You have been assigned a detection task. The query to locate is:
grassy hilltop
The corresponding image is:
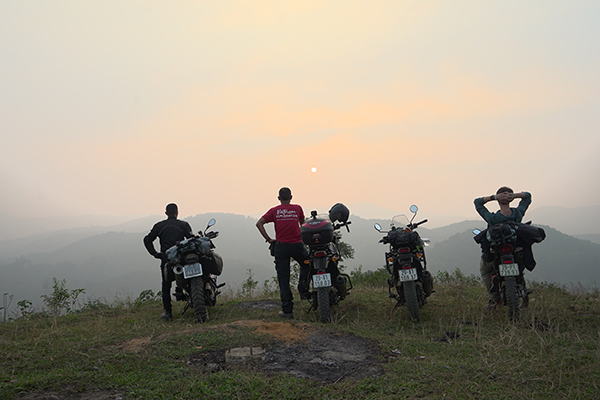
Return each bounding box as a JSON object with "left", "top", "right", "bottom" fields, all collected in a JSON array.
[{"left": 1, "top": 270, "right": 599, "bottom": 400}]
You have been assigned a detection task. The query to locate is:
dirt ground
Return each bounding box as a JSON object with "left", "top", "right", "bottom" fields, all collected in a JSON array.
[
  {"left": 16, "top": 391, "right": 125, "bottom": 400},
  {"left": 16, "top": 301, "right": 384, "bottom": 399},
  {"left": 188, "top": 300, "right": 384, "bottom": 384}
]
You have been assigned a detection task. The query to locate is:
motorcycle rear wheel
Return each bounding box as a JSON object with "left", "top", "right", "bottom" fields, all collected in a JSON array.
[
  {"left": 402, "top": 281, "right": 421, "bottom": 322},
  {"left": 505, "top": 276, "right": 520, "bottom": 322},
  {"left": 190, "top": 277, "right": 208, "bottom": 323},
  {"left": 317, "top": 287, "right": 332, "bottom": 323}
]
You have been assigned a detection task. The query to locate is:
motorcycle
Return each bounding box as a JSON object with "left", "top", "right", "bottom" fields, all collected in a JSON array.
[
  {"left": 301, "top": 204, "right": 353, "bottom": 323},
  {"left": 473, "top": 221, "right": 545, "bottom": 322},
  {"left": 374, "top": 205, "right": 433, "bottom": 322},
  {"left": 165, "top": 218, "right": 225, "bottom": 322}
]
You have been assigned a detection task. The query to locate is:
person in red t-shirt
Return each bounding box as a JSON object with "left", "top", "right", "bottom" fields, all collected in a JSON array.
[{"left": 256, "top": 187, "right": 309, "bottom": 319}]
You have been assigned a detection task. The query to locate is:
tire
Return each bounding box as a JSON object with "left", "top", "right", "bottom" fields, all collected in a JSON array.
[
  {"left": 402, "top": 281, "right": 421, "bottom": 322},
  {"left": 505, "top": 276, "right": 520, "bottom": 322},
  {"left": 317, "top": 287, "right": 332, "bottom": 323},
  {"left": 190, "top": 277, "right": 208, "bottom": 323}
]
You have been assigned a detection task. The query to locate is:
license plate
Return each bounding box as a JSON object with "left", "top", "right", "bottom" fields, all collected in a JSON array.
[
  {"left": 398, "top": 268, "right": 418, "bottom": 282},
  {"left": 313, "top": 273, "right": 332, "bottom": 288},
  {"left": 183, "top": 262, "right": 203, "bottom": 279},
  {"left": 499, "top": 263, "right": 519, "bottom": 277}
]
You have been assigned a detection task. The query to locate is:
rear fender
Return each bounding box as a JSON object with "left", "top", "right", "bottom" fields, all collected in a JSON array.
[{"left": 312, "top": 257, "right": 328, "bottom": 272}]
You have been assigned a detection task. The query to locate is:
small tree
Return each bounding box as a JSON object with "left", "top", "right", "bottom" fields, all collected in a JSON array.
[
  {"left": 241, "top": 268, "right": 259, "bottom": 297},
  {"left": 41, "top": 278, "right": 85, "bottom": 318},
  {"left": 17, "top": 299, "right": 34, "bottom": 320}
]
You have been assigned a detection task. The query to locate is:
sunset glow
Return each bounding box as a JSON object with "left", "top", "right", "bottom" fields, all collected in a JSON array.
[{"left": 1, "top": 1, "right": 599, "bottom": 237}]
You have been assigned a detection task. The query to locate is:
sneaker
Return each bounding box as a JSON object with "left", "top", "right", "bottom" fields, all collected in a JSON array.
[
  {"left": 278, "top": 311, "right": 294, "bottom": 319},
  {"left": 161, "top": 311, "right": 173, "bottom": 321},
  {"left": 490, "top": 274, "right": 501, "bottom": 292}
]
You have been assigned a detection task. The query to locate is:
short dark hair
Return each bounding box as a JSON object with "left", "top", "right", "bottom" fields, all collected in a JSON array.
[
  {"left": 278, "top": 187, "right": 292, "bottom": 201},
  {"left": 165, "top": 203, "right": 178, "bottom": 216},
  {"left": 496, "top": 186, "right": 514, "bottom": 195}
]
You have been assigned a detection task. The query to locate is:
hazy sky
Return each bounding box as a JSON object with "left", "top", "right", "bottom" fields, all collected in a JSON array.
[{"left": 2, "top": 1, "right": 599, "bottom": 225}]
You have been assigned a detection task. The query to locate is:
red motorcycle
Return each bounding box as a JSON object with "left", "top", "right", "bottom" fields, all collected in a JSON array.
[{"left": 301, "top": 204, "right": 353, "bottom": 323}]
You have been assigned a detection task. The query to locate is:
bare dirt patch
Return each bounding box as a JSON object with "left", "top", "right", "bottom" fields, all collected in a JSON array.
[
  {"left": 16, "top": 390, "right": 124, "bottom": 400},
  {"left": 188, "top": 319, "right": 384, "bottom": 384},
  {"left": 230, "top": 319, "right": 312, "bottom": 342},
  {"left": 121, "top": 336, "right": 152, "bottom": 353}
]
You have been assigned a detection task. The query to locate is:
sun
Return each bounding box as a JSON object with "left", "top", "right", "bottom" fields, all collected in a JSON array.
[{"left": 311, "top": 167, "right": 317, "bottom": 173}]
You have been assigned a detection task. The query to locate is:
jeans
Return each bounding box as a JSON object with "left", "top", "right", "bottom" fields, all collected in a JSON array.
[
  {"left": 160, "top": 257, "right": 173, "bottom": 313},
  {"left": 274, "top": 242, "right": 309, "bottom": 313}
]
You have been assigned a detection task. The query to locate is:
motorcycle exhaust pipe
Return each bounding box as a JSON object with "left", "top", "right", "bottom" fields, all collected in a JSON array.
[
  {"left": 173, "top": 264, "right": 184, "bottom": 275},
  {"left": 422, "top": 270, "right": 434, "bottom": 296},
  {"left": 335, "top": 275, "right": 347, "bottom": 300}
]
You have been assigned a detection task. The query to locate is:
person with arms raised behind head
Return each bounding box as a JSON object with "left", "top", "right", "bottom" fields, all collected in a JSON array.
[
  {"left": 474, "top": 187, "right": 532, "bottom": 307},
  {"left": 143, "top": 203, "right": 194, "bottom": 320},
  {"left": 256, "top": 187, "right": 309, "bottom": 319}
]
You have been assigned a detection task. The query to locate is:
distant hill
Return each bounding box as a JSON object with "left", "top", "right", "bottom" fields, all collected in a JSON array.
[
  {"left": 1, "top": 213, "right": 599, "bottom": 309},
  {"left": 527, "top": 205, "right": 600, "bottom": 236}
]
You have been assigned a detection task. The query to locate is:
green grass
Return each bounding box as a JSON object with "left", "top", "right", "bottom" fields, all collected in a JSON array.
[{"left": 1, "top": 271, "right": 599, "bottom": 399}]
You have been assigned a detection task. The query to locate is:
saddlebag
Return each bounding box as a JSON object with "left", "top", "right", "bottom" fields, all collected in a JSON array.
[
  {"left": 387, "top": 230, "right": 422, "bottom": 248},
  {"left": 202, "top": 252, "right": 223, "bottom": 276}
]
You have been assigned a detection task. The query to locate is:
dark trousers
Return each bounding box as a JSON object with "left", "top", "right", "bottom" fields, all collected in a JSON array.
[
  {"left": 274, "top": 242, "right": 309, "bottom": 313},
  {"left": 160, "top": 258, "right": 173, "bottom": 313}
]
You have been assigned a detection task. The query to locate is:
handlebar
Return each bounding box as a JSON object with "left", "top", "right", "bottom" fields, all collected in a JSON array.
[
  {"left": 334, "top": 221, "right": 351, "bottom": 232},
  {"left": 410, "top": 219, "right": 428, "bottom": 229}
]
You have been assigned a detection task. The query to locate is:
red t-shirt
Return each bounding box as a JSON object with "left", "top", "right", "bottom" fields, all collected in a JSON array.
[{"left": 261, "top": 204, "right": 305, "bottom": 244}]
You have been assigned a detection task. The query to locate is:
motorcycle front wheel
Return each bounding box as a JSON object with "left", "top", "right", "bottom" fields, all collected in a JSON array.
[
  {"left": 402, "top": 281, "right": 421, "bottom": 322},
  {"left": 190, "top": 277, "right": 208, "bottom": 323}
]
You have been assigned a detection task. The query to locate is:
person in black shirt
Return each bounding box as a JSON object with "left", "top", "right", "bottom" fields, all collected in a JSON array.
[{"left": 143, "top": 203, "right": 194, "bottom": 320}]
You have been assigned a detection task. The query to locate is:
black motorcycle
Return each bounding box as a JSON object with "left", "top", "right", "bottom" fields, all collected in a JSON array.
[
  {"left": 301, "top": 204, "right": 353, "bottom": 323},
  {"left": 473, "top": 221, "right": 545, "bottom": 321},
  {"left": 375, "top": 205, "right": 433, "bottom": 322},
  {"left": 165, "top": 218, "right": 224, "bottom": 322}
]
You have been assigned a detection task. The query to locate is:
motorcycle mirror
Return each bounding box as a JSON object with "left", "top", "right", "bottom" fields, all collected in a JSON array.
[
  {"left": 472, "top": 228, "right": 481, "bottom": 235},
  {"left": 409, "top": 204, "right": 418, "bottom": 224},
  {"left": 207, "top": 218, "right": 216, "bottom": 227},
  {"left": 374, "top": 223, "right": 382, "bottom": 232}
]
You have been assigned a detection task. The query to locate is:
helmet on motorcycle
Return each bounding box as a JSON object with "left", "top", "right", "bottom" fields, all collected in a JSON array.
[{"left": 328, "top": 203, "right": 349, "bottom": 223}]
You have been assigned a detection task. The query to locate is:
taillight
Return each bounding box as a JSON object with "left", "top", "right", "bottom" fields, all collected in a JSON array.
[
  {"left": 314, "top": 251, "right": 326, "bottom": 257},
  {"left": 499, "top": 244, "right": 513, "bottom": 254},
  {"left": 399, "top": 247, "right": 411, "bottom": 254}
]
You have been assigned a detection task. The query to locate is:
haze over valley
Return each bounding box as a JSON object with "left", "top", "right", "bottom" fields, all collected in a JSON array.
[{"left": 2, "top": 205, "right": 599, "bottom": 313}]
